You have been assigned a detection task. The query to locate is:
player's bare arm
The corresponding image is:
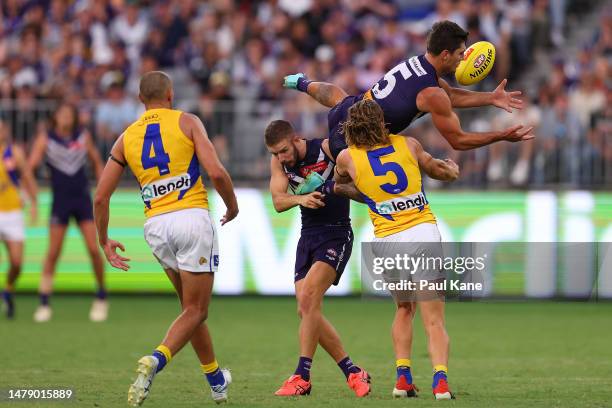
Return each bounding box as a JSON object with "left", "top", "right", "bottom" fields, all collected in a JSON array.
[
  {"left": 418, "top": 87, "right": 534, "bottom": 151},
  {"left": 333, "top": 150, "right": 357, "bottom": 186},
  {"left": 269, "top": 155, "right": 325, "bottom": 211},
  {"left": 84, "top": 130, "right": 104, "bottom": 181},
  {"left": 94, "top": 135, "right": 131, "bottom": 271},
  {"left": 405, "top": 137, "right": 459, "bottom": 182},
  {"left": 438, "top": 78, "right": 523, "bottom": 112},
  {"left": 283, "top": 74, "right": 348, "bottom": 108},
  {"left": 12, "top": 144, "right": 38, "bottom": 223},
  {"left": 27, "top": 131, "right": 48, "bottom": 169},
  {"left": 179, "top": 112, "right": 238, "bottom": 225},
  {"left": 321, "top": 139, "right": 364, "bottom": 203}
]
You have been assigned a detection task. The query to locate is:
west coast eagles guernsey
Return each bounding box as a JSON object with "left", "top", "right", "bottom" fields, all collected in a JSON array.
[
  {"left": 123, "top": 108, "right": 208, "bottom": 217},
  {"left": 348, "top": 134, "right": 436, "bottom": 238}
]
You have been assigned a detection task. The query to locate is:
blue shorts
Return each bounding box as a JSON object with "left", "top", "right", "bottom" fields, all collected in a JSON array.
[
  {"left": 294, "top": 226, "right": 354, "bottom": 285},
  {"left": 328, "top": 94, "right": 362, "bottom": 159},
  {"left": 50, "top": 193, "right": 94, "bottom": 225}
]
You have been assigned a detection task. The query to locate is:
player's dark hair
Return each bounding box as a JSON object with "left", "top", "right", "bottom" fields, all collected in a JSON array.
[
  {"left": 426, "top": 20, "right": 469, "bottom": 56},
  {"left": 51, "top": 102, "right": 79, "bottom": 132},
  {"left": 264, "top": 120, "right": 295, "bottom": 146},
  {"left": 342, "top": 100, "right": 389, "bottom": 148},
  {"left": 139, "top": 71, "right": 172, "bottom": 103}
]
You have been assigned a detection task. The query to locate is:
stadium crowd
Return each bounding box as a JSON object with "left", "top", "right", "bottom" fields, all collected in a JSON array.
[{"left": 0, "top": 0, "right": 609, "bottom": 187}]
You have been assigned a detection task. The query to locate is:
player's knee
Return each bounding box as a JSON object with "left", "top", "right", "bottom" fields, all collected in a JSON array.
[
  {"left": 9, "top": 262, "right": 22, "bottom": 274},
  {"left": 298, "top": 288, "right": 321, "bottom": 315},
  {"left": 396, "top": 302, "right": 415, "bottom": 319},
  {"left": 183, "top": 304, "right": 208, "bottom": 323},
  {"left": 88, "top": 246, "right": 102, "bottom": 260}
]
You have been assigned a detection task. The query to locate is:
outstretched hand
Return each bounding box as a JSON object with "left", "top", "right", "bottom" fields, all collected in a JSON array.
[
  {"left": 501, "top": 125, "right": 535, "bottom": 142},
  {"left": 492, "top": 79, "right": 524, "bottom": 113},
  {"left": 102, "top": 239, "right": 130, "bottom": 271}
]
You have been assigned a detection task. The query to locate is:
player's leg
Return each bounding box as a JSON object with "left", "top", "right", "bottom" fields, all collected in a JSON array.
[
  {"left": 77, "top": 220, "right": 108, "bottom": 321},
  {"left": 34, "top": 223, "right": 67, "bottom": 322},
  {"left": 283, "top": 74, "right": 348, "bottom": 108},
  {"left": 391, "top": 300, "right": 418, "bottom": 398},
  {"left": 128, "top": 270, "right": 215, "bottom": 407},
  {"left": 163, "top": 268, "right": 231, "bottom": 403},
  {"left": 276, "top": 261, "right": 334, "bottom": 396},
  {"left": 418, "top": 299, "right": 453, "bottom": 400},
  {"left": 295, "top": 278, "right": 354, "bottom": 365},
  {"left": 2, "top": 239, "right": 23, "bottom": 318}
]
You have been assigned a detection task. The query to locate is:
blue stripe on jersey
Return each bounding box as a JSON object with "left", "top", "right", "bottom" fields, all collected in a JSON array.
[
  {"left": 178, "top": 153, "right": 201, "bottom": 200},
  {"left": 3, "top": 145, "right": 20, "bottom": 186},
  {"left": 360, "top": 191, "right": 394, "bottom": 221}
]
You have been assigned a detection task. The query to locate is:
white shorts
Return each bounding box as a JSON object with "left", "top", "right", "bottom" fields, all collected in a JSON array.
[
  {"left": 374, "top": 222, "right": 442, "bottom": 244},
  {"left": 144, "top": 208, "right": 218, "bottom": 273},
  {"left": 0, "top": 210, "right": 25, "bottom": 242},
  {"left": 373, "top": 222, "right": 444, "bottom": 285}
]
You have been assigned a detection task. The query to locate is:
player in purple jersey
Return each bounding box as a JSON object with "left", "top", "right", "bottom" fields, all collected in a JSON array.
[
  {"left": 265, "top": 120, "right": 371, "bottom": 398},
  {"left": 284, "top": 20, "right": 533, "bottom": 159},
  {"left": 27, "top": 102, "right": 107, "bottom": 322}
]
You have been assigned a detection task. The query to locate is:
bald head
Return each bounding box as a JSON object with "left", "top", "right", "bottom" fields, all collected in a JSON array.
[{"left": 139, "top": 71, "right": 173, "bottom": 105}]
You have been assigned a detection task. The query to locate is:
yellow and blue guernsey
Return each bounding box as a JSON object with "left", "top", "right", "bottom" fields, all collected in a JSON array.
[
  {"left": 0, "top": 145, "right": 22, "bottom": 212},
  {"left": 348, "top": 134, "right": 436, "bottom": 238},
  {"left": 123, "top": 108, "right": 208, "bottom": 217}
]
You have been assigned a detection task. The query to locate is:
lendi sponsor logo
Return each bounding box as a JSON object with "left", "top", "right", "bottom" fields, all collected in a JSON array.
[
  {"left": 376, "top": 192, "right": 428, "bottom": 214},
  {"left": 469, "top": 49, "right": 493, "bottom": 79},
  {"left": 141, "top": 173, "right": 191, "bottom": 201}
]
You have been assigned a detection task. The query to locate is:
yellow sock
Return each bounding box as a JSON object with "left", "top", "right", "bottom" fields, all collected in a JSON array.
[
  {"left": 155, "top": 345, "right": 173, "bottom": 363},
  {"left": 396, "top": 358, "right": 412, "bottom": 367},
  {"left": 201, "top": 360, "right": 219, "bottom": 374},
  {"left": 433, "top": 364, "right": 448, "bottom": 373}
]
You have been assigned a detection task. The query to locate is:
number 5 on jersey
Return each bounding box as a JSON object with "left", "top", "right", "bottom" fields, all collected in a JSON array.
[
  {"left": 367, "top": 145, "right": 408, "bottom": 194},
  {"left": 141, "top": 123, "right": 170, "bottom": 175}
]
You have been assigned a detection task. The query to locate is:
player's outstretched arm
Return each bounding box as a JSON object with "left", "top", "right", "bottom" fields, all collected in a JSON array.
[
  {"left": 269, "top": 155, "right": 325, "bottom": 212},
  {"left": 93, "top": 135, "right": 130, "bottom": 271},
  {"left": 284, "top": 73, "right": 348, "bottom": 108},
  {"left": 405, "top": 137, "right": 459, "bottom": 182},
  {"left": 13, "top": 144, "right": 38, "bottom": 224},
  {"left": 181, "top": 113, "right": 238, "bottom": 225},
  {"left": 438, "top": 78, "right": 523, "bottom": 112},
  {"left": 419, "top": 87, "right": 534, "bottom": 151}
]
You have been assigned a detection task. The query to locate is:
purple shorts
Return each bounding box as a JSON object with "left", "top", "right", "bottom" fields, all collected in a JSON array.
[{"left": 294, "top": 226, "right": 354, "bottom": 285}]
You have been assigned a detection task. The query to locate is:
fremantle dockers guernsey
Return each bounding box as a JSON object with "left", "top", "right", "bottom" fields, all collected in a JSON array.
[{"left": 283, "top": 138, "right": 350, "bottom": 231}]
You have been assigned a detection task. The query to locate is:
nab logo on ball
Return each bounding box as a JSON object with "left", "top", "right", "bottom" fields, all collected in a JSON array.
[{"left": 455, "top": 41, "right": 496, "bottom": 86}]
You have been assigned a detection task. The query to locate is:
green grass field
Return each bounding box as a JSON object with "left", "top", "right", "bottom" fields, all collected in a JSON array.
[{"left": 2, "top": 296, "right": 611, "bottom": 407}]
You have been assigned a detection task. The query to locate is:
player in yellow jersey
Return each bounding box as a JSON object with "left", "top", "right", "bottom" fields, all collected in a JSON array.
[
  {"left": 93, "top": 71, "right": 238, "bottom": 406},
  {"left": 0, "top": 119, "right": 38, "bottom": 319},
  {"left": 334, "top": 100, "right": 459, "bottom": 400}
]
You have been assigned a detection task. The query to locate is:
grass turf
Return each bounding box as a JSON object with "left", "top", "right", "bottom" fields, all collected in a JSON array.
[{"left": 1, "top": 296, "right": 611, "bottom": 407}]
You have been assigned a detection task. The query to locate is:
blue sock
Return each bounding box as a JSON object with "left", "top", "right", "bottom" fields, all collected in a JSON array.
[
  {"left": 397, "top": 366, "right": 413, "bottom": 383},
  {"left": 152, "top": 350, "right": 167, "bottom": 373},
  {"left": 433, "top": 370, "right": 447, "bottom": 388},
  {"left": 337, "top": 356, "right": 360, "bottom": 379},
  {"left": 296, "top": 76, "right": 312, "bottom": 93},
  {"left": 96, "top": 288, "right": 107, "bottom": 300},
  {"left": 40, "top": 293, "right": 50, "bottom": 306},
  {"left": 205, "top": 368, "right": 226, "bottom": 388},
  {"left": 294, "top": 356, "right": 312, "bottom": 381},
  {"left": 2, "top": 290, "right": 14, "bottom": 317}
]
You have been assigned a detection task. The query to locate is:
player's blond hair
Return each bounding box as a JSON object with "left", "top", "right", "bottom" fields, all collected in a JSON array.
[
  {"left": 342, "top": 100, "right": 390, "bottom": 148},
  {"left": 139, "top": 71, "right": 172, "bottom": 103}
]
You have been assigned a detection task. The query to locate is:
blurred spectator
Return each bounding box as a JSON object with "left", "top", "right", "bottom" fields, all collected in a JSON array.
[
  {"left": 95, "top": 71, "right": 139, "bottom": 158},
  {"left": 0, "top": 0, "right": 607, "bottom": 187}
]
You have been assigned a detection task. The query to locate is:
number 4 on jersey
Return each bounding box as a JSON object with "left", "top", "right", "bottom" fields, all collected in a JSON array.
[{"left": 141, "top": 123, "right": 170, "bottom": 175}]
